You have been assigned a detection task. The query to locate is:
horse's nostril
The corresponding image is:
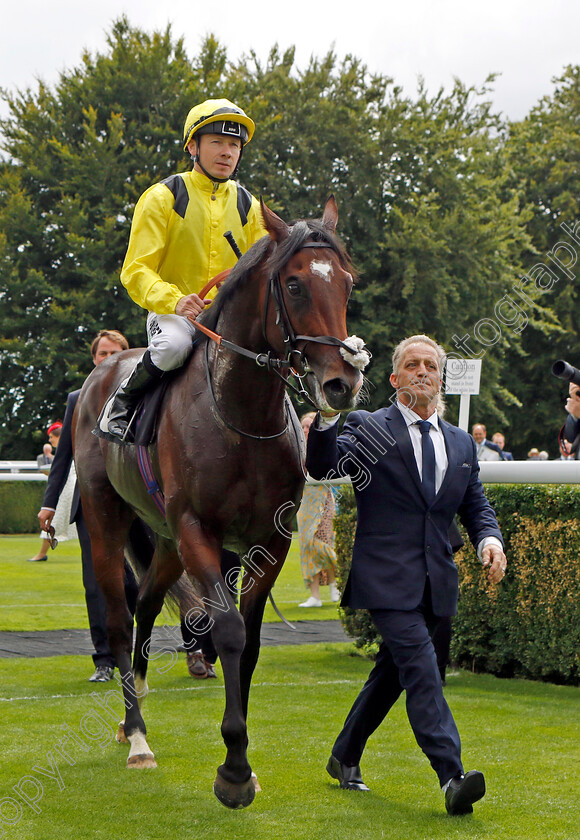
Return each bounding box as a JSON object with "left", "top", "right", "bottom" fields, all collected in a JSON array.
[
  {"left": 321, "top": 376, "right": 362, "bottom": 410},
  {"left": 327, "top": 379, "right": 348, "bottom": 396}
]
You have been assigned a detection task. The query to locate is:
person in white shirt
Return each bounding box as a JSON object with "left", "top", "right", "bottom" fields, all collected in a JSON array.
[
  {"left": 306, "top": 335, "right": 507, "bottom": 816},
  {"left": 472, "top": 423, "right": 503, "bottom": 461}
]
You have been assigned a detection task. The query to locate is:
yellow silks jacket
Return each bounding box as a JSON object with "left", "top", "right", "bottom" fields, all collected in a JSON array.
[{"left": 120, "top": 169, "right": 267, "bottom": 314}]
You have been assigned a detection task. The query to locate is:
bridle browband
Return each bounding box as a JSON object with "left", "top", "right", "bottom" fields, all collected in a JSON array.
[{"left": 194, "top": 239, "right": 359, "bottom": 439}]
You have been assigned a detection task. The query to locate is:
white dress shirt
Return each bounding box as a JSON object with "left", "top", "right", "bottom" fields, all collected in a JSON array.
[{"left": 396, "top": 400, "right": 447, "bottom": 492}]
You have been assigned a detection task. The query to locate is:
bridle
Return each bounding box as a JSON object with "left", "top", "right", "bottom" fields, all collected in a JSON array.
[
  {"left": 265, "top": 243, "right": 357, "bottom": 360},
  {"left": 193, "top": 240, "right": 359, "bottom": 440}
]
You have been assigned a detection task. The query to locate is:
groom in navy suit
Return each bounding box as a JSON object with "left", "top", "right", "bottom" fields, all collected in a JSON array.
[{"left": 306, "top": 334, "right": 507, "bottom": 816}]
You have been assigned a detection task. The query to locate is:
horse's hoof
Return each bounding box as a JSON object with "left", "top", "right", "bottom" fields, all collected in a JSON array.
[
  {"left": 251, "top": 772, "right": 262, "bottom": 792},
  {"left": 116, "top": 722, "right": 129, "bottom": 744},
  {"left": 127, "top": 753, "right": 157, "bottom": 769},
  {"left": 213, "top": 772, "right": 256, "bottom": 809}
]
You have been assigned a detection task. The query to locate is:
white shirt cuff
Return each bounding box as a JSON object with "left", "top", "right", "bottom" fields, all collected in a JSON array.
[
  {"left": 477, "top": 535, "right": 503, "bottom": 562},
  {"left": 316, "top": 412, "right": 341, "bottom": 429}
]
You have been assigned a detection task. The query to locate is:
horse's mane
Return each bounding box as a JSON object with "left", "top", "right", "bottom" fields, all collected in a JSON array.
[{"left": 196, "top": 219, "right": 355, "bottom": 339}]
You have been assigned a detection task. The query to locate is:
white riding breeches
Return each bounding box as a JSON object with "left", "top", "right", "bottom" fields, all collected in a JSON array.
[{"left": 146, "top": 312, "right": 198, "bottom": 372}]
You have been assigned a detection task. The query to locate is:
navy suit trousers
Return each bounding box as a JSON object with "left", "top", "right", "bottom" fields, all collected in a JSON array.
[{"left": 332, "top": 583, "right": 463, "bottom": 786}]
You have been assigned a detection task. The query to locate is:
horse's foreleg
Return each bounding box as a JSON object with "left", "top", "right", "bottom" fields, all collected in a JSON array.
[
  {"left": 212, "top": 602, "right": 256, "bottom": 809},
  {"left": 177, "top": 524, "right": 254, "bottom": 809},
  {"left": 239, "top": 532, "right": 291, "bottom": 719}
]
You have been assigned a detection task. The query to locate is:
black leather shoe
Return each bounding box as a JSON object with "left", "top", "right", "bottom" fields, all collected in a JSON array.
[
  {"left": 326, "top": 755, "right": 370, "bottom": 791},
  {"left": 445, "top": 770, "right": 485, "bottom": 815}
]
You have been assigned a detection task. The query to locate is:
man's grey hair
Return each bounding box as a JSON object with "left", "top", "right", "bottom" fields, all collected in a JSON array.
[{"left": 391, "top": 334, "right": 446, "bottom": 375}]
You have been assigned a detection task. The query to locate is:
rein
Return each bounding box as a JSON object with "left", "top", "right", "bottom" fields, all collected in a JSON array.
[{"left": 193, "top": 268, "right": 297, "bottom": 372}]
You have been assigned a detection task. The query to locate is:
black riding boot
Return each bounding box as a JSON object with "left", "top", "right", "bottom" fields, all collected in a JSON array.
[{"left": 107, "top": 351, "right": 163, "bottom": 441}]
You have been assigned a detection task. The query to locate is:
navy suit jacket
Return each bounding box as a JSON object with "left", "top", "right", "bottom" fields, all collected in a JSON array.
[
  {"left": 306, "top": 404, "right": 503, "bottom": 617},
  {"left": 42, "top": 390, "right": 82, "bottom": 523}
]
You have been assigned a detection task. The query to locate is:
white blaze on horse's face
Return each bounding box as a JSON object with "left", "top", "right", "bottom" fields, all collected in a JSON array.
[{"left": 310, "top": 259, "right": 334, "bottom": 282}]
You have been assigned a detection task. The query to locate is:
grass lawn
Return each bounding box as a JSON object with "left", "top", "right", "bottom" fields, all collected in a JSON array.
[
  {"left": 2, "top": 534, "right": 579, "bottom": 838},
  {"left": 0, "top": 534, "right": 338, "bottom": 632},
  {"left": 0, "top": 645, "right": 578, "bottom": 840}
]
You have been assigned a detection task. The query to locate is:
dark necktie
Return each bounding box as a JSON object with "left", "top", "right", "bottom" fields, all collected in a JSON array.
[{"left": 417, "top": 420, "right": 436, "bottom": 503}]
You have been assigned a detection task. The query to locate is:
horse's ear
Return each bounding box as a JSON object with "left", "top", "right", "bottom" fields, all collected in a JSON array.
[
  {"left": 260, "top": 198, "right": 290, "bottom": 243},
  {"left": 322, "top": 195, "right": 338, "bottom": 233}
]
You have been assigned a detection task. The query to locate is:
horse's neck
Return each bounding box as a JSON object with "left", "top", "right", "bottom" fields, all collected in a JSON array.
[
  {"left": 207, "top": 287, "right": 288, "bottom": 424},
  {"left": 216, "top": 297, "right": 263, "bottom": 353}
]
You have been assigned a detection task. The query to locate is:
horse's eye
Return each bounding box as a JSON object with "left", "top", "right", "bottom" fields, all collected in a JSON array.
[{"left": 286, "top": 279, "right": 301, "bottom": 296}]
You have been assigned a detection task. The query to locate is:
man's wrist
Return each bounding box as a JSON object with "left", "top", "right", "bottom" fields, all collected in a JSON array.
[
  {"left": 477, "top": 535, "right": 503, "bottom": 562},
  {"left": 316, "top": 411, "right": 340, "bottom": 430}
]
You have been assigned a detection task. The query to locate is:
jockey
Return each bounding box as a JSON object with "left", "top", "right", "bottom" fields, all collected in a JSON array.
[{"left": 107, "top": 98, "right": 267, "bottom": 441}]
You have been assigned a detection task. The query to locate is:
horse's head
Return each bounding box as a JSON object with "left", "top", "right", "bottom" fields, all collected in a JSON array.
[{"left": 261, "top": 196, "right": 369, "bottom": 412}]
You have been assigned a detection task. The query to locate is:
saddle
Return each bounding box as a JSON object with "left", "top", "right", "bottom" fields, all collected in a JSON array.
[{"left": 93, "top": 372, "right": 175, "bottom": 446}]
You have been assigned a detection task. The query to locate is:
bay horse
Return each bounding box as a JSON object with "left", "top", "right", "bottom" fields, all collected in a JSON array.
[{"left": 73, "top": 196, "right": 366, "bottom": 809}]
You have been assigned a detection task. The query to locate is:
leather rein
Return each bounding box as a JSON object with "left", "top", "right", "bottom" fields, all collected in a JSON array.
[{"left": 191, "top": 241, "right": 358, "bottom": 440}]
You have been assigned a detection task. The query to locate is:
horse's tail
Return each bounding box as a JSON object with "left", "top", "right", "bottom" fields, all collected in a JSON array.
[{"left": 124, "top": 519, "right": 200, "bottom": 617}]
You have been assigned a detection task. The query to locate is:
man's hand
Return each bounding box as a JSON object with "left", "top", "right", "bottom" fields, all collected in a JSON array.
[
  {"left": 175, "top": 293, "right": 213, "bottom": 321},
  {"left": 38, "top": 508, "right": 55, "bottom": 533},
  {"left": 481, "top": 544, "right": 507, "bottom": 584},
  {"left": 565, "top": 384, "right": 580, "bottom": 419}
]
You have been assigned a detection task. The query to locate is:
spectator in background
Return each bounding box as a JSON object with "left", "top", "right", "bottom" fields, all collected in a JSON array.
[
  {"left": 297, "top": 412, "right": 340, "bottom": 608},
  {"left": 527, "top": 448, "right": 540, "bottom": 460},
  {"left": 491, "top": 432, "right": 513, "bottom": 461},
  {"left": 471, "top": 424, "right": 503, "bottom": 461},
  {"left": 36, "top": 441, "right": 55, "bottom": 472},
  {"left": 36, "top": 329, "right": 139, "bottom": 682}
]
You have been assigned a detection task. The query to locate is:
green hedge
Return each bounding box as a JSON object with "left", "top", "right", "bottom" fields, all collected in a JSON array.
[
  {"left": 0, "top": 481, "right": 46, "bottom": 533},
  {"left": 334, "top": 483, "right": 580, "bottom": 685}
]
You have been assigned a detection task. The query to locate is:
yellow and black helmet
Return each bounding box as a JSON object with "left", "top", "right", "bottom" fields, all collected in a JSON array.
[{"left": 182, "top": 99, "right": 255, "bottom": 151}]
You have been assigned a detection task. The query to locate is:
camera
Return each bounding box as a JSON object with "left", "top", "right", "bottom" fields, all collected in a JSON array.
[{"left": 552, "top": 360, "right": 580, "bottom": 387}]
